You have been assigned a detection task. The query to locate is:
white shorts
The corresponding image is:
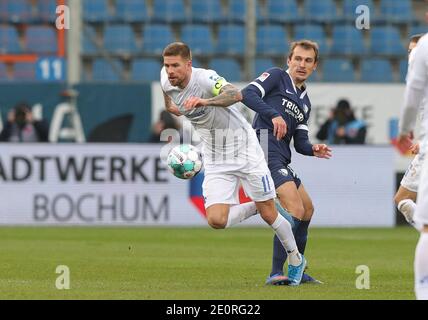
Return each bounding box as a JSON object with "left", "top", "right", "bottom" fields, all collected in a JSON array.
[
  {"left": 202, "top": 160, "right": 276, "bottom": 208},
  {"left": 401, "top": 153, "right": 424, "bottom": 192},
  {"left": 415, "top": 151, "right": 428, "bottom": 225}
]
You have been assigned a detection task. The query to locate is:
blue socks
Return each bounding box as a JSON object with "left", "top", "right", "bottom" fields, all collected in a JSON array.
[{"left": 270, "top": 216, "right": 310, "bottom": 277}]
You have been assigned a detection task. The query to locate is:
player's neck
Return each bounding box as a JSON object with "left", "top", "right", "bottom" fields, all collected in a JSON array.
[{"left": 178, "top": 70, "right": 192, "bottom": 89}]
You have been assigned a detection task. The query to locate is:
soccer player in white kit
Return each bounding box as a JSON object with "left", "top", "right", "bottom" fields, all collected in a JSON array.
[
  {"left": 394, "top": 34, "right": 425, "bottom": 232},
  {"left": 161, "top": 42, "right": 306, "bottom": 285},
  {"left": 398, "top": 30, "right": 428, "bottom": 300}
]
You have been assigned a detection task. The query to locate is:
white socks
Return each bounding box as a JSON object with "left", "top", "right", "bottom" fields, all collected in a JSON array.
[
  {"left": 398, "top": 199, "right": 423, "bottom": 231},
  {"left": 415, "top": 232, "right": 428, "bottom": 300},
  {"left": 225, "top": 202, "right": 258, "bottom": 228},
  {"left": 270, "top": 214, "right": 302, "bottom": 266}
]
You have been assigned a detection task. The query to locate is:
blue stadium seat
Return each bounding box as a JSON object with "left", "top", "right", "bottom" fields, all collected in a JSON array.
[
  {"left": 190, "top": 0, "right": 226, "bottom": 23},
  {"left": 191, "top": 58, "right": 202, "bottom": 68},
  {"left": 0, "top": 63, "right": 8, "bottom": 81},
  {"left": 303, "top": 0, "right": 338, "bottom": 23},
  {"left": 91, "top": 59, "right": 123, "bottom": 82},
  {"left": 13, "top": 62, "right": 36, "bottom": 81},
  {"left": 379, "top": 0, "right": 415, "bottom": 23},
  {"left": 226, "top": 0, "right": 264, "bottom": 24},
  {"left": 142, "top": 25, "right": 175, "bottom": 55},
  {"left": 322, "top": 58, "right": 355, "bottom": 82},
  {"left": 209, "top": 58, "right": 241, "bottom": 82},
  {"left": 152, "top": 0, "right": 188, "bottom": 23},
  {"left": 103, "top": 25, "right": 138, "bottom": 54},
  {"left": 369, "top": 26, "right": 405, "bottom": 56},
  {"left": 331, "top": 26, "right": 366, "bottom": 55},
  {"left": 342, "top": 0, "right": 375, "bottom": 22},
  {"left": 0, "top": 26, "right": 22, "bottom": 53},
  {"left": 37, "top": 0, "right": 57, "bottom": 23},
  {"left": 254, "top": 58, "right": 275, "bottom": 78},
  {"left": 180, "top": 25, "right": 214, "bottom": 55},
  {"left": 216, "top": 25, "right": 245, "bottom": 55},
  {"left": 266, "top": 0, "right": 301, "bottom": 24},
  {"left": 409, "top": 25, "right": 427, "bottom": 38},
  {"left": 0, "top": 0, "right": 33, "bottom": 23},
  {"left": 399, "top": 59, "right": 410, "bottom": 82},
  {"left": 360, "top": 59, "right": 393, "bottom": 82},
  {"left": 26, "top": 26, "right": 57, "bottom": 54},
  {"left": 294, "top": 24, "right": 328, "bottom": 54},
  {"left": 131, "top": 58, "right": 161, "bottom": 82},
  {"left": 83, "top": 0, "right": 113, "bottom": 23},
  {"left": 256, "top": 26, "right": 289, "bottom": 56},
  {"left": 116, "top": 0, "right": 149, "bottom": 23},
  {"left": 82, "top": 26, "right": 99, "bottom": 55}
]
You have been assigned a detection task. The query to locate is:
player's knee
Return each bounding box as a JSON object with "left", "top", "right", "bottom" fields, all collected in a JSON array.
[
  {"left": 305, "top": 203, "right": 314, "bottom": 219},
  {"left": 207, "top": 214, "right": 227, "bottom": 229},
  {"left": 289, "top": 205, "right": 305, "bottom": 220}
]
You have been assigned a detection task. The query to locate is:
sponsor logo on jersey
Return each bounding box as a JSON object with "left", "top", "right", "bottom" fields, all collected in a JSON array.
[
  {"left": 282, "top": 98, "right": 304, "bottom": 122},
  {"left": 257, "top": 72, "right": 270, "bottom": 82},
  {"left": 286, "top": 89, "right": 295, "bottom": 95}
]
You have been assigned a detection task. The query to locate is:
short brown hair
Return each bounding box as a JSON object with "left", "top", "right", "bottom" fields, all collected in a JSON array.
[
  {"left": 162, "top": 42, "right": 192, "bottom": 60},
  {"left": 288, "top": 40, "right": 319, "bottom": 62},
  {"left": 410, "top": 33, "right": 425, "bottom": 44}
]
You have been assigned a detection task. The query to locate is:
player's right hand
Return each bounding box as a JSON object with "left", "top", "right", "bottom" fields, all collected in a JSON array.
[
  {"left": 272, "top": 116, "right": 287, "bottom": 140},
  {"left": 397, "top": 132, "right": 414, "bottom": 151},
  {"left": 410, "top": 142, "right": 420, "bottom": 155},
  {"left": 184, "top": 97, "right": 206, "bottom": 110}
]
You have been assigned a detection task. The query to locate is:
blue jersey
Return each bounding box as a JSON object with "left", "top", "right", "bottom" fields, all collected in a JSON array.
[{"left": 241, "top": 67, "right": 314, "bottom": 164}]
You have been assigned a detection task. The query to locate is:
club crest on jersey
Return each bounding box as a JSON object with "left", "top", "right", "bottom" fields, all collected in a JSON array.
[
  {"left": 303, "top": 104, "right": 309, "bottom": 114},
  {"left": 257, "top": 72, "right": 270, "bottom": 82},
  {"left": 278, "top": 169, "right": 288, "bottom": 176}
]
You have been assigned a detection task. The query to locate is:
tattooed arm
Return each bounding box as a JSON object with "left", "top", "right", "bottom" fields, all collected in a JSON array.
[
  {"left": 163, "top": 91, "right": 182, "bottom": 116},
  {"left": 183, "top": 84, "right": 242, "bottom": 110}
]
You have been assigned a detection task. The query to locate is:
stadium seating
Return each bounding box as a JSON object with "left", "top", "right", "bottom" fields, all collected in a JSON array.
[
  {"left": 360, "top": 59, "right": 393, "bottom": 82},
  {"left": 0, "top": 0, "right": 32, "bottom": 24},
  {"left": 180, "top": 25, "right": 214, "bottom": 55},
  {"left": 190, "top": 0, "right": 226, "bottom": 24},
  {"left": 369, "top": 26, "right": 405, "bottom": 56},
  {"left": 115, "top": 0, "right": 149, "bottom": 23},
  {"left": 0, "top": 26, "right": 22, "bottom": 54},
  {"left": 91, "top": 59, "right": 123, "bottom": 82},
  {"left": 0, "top": 63, "right": 8, "bottom": 81},
  {"left": 409, "top": 25, "right": 428, "bottom": 37},
  {"left": 226, "top": 0, "right": 264, "bottom": 24},
  {"left": 265, "top": 0, "right": 302, "bottom": 24},
  {"left": 103, "top": 25, "right": 139, "bottom": 55},
  {"left": 209, "top": 58, "right": 241, "bottom": 82},
  {"left": 379, "top": 0, "right": 415, "bottom": 23},
  {"left": 151, "top": 0, "right": 188, "bottom": 24},
  {"left": 294, "top": 24, "right": 328, "bottom": 54},
  {"left": 303, "top": 0, "right": 338, "bottom": 23},
  {"left": 82, "top": 26, "right": 99, "bottom": 55},
  {"left": 322, "top": 58, "right": 355, "bottom": 82},
  {"left": 331, "top": 25, "right": 366, "bottom": 55},
  {"left": 399, "top": 59, "right": 409, "bottom": 82},
  {"left": 83, "top": 0, "right": 113, "bottom": 23},
  {"left": 13, "top": 62, "right": 36, "bottom": 81},
  {"left": 216, "top": 25, "right": 246, "bottom": 55},
  {"left": 142, "top": 25, "right": 175, "bottom": 55},
  {"left": 131, "top": 58, "right": 161, "bottom": 82},
  {"left": 37, "top": 0, "right": 57, "bottom": 23},
  {"left": 256, "top": 26, "right": 289, "bottom": 57},
  {"left": 25, "top": 26, "right": 57, "bottom": 55},
  {"left": 254, "top": 58, "right": 276, "bottom": 78}
]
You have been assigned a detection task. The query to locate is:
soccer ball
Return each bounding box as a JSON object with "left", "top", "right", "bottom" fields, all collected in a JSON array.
[{"left": 167, "top": 144, "right": 203, "bottom": 179}]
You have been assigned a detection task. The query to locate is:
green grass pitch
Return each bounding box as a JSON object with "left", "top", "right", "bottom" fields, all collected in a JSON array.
[{"left": 0, "top": 226, "right": 418, "bottom": 300}]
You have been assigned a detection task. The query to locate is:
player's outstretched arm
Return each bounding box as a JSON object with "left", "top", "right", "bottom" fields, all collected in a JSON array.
[
  {"left": 163, "top": 91, "right": 182, "bottom": 116},
  {"left": 184, "top": 84, "right": 242, "bottom": 110}
]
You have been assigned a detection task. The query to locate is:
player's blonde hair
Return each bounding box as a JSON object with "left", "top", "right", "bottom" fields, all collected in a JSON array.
[
  {"left": 162, "top": 42, "right": 192, "bottom": 61},
  {"left": 288, "top": 40, "right": 319, "bottom": 62}
]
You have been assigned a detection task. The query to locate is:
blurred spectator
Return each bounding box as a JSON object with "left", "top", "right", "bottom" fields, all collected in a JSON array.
[
  {"left": 316, "top": 99, "right": 367, "bottom": 144},
  {"left": 149, "top": 110, "right": 180, "bottom": 143},
  {"left": 0, "top": 103, "right": 49, "bottom": 142}
]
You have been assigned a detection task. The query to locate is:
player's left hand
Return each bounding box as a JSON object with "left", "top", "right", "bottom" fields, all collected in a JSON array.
[
  {"left": 184, "top": 97, "right": 207, "bottom": 110},
  {"left": 313, "top": 144, "right": 332, "bottom": 159}
]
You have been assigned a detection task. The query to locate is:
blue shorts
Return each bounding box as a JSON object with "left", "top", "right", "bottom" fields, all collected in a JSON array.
[{"left": 268, "top": 159, "right": 301, "bottom": 190}]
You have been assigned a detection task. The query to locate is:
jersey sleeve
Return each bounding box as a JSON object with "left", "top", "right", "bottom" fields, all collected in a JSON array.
[
  {"left": 241, "top": 68, "right": 283, "bottom": 119},
  {"left": 399, "top": 37, "right": 428, "bottom": 135},
  {"left": 293, "top": 121, "right": 314, "bottom": 156},
  {"left": 198, "top": 69, "right": 230, "bottom": 97}
]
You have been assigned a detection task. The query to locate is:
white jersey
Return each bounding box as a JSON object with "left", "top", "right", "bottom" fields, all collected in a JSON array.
[
  {"left": 399, "top": 34, "right": 428, "bottom": 145},
  {"left": 161, "top": 67, "right": 260, "bottom": 172}
]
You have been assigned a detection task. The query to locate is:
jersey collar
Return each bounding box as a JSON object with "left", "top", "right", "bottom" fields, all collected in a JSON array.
[{"left": 286, "top": 69, "right": 307, "bottom": 100}]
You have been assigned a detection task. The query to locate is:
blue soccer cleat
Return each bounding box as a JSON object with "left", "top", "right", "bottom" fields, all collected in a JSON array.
[
  {"left": 265, "top": 273, "right": 291, "bottom": 286},
  {"left": 301, "top": 273, "right": 323, "bottom": 284},
  {"left": 287, "top": 255, "right": 307, "bottom": 286}
]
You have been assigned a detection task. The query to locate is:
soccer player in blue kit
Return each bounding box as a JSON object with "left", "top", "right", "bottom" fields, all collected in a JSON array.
[{"left": 241, "top": 40, "right": 332, "bottom": 285}]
